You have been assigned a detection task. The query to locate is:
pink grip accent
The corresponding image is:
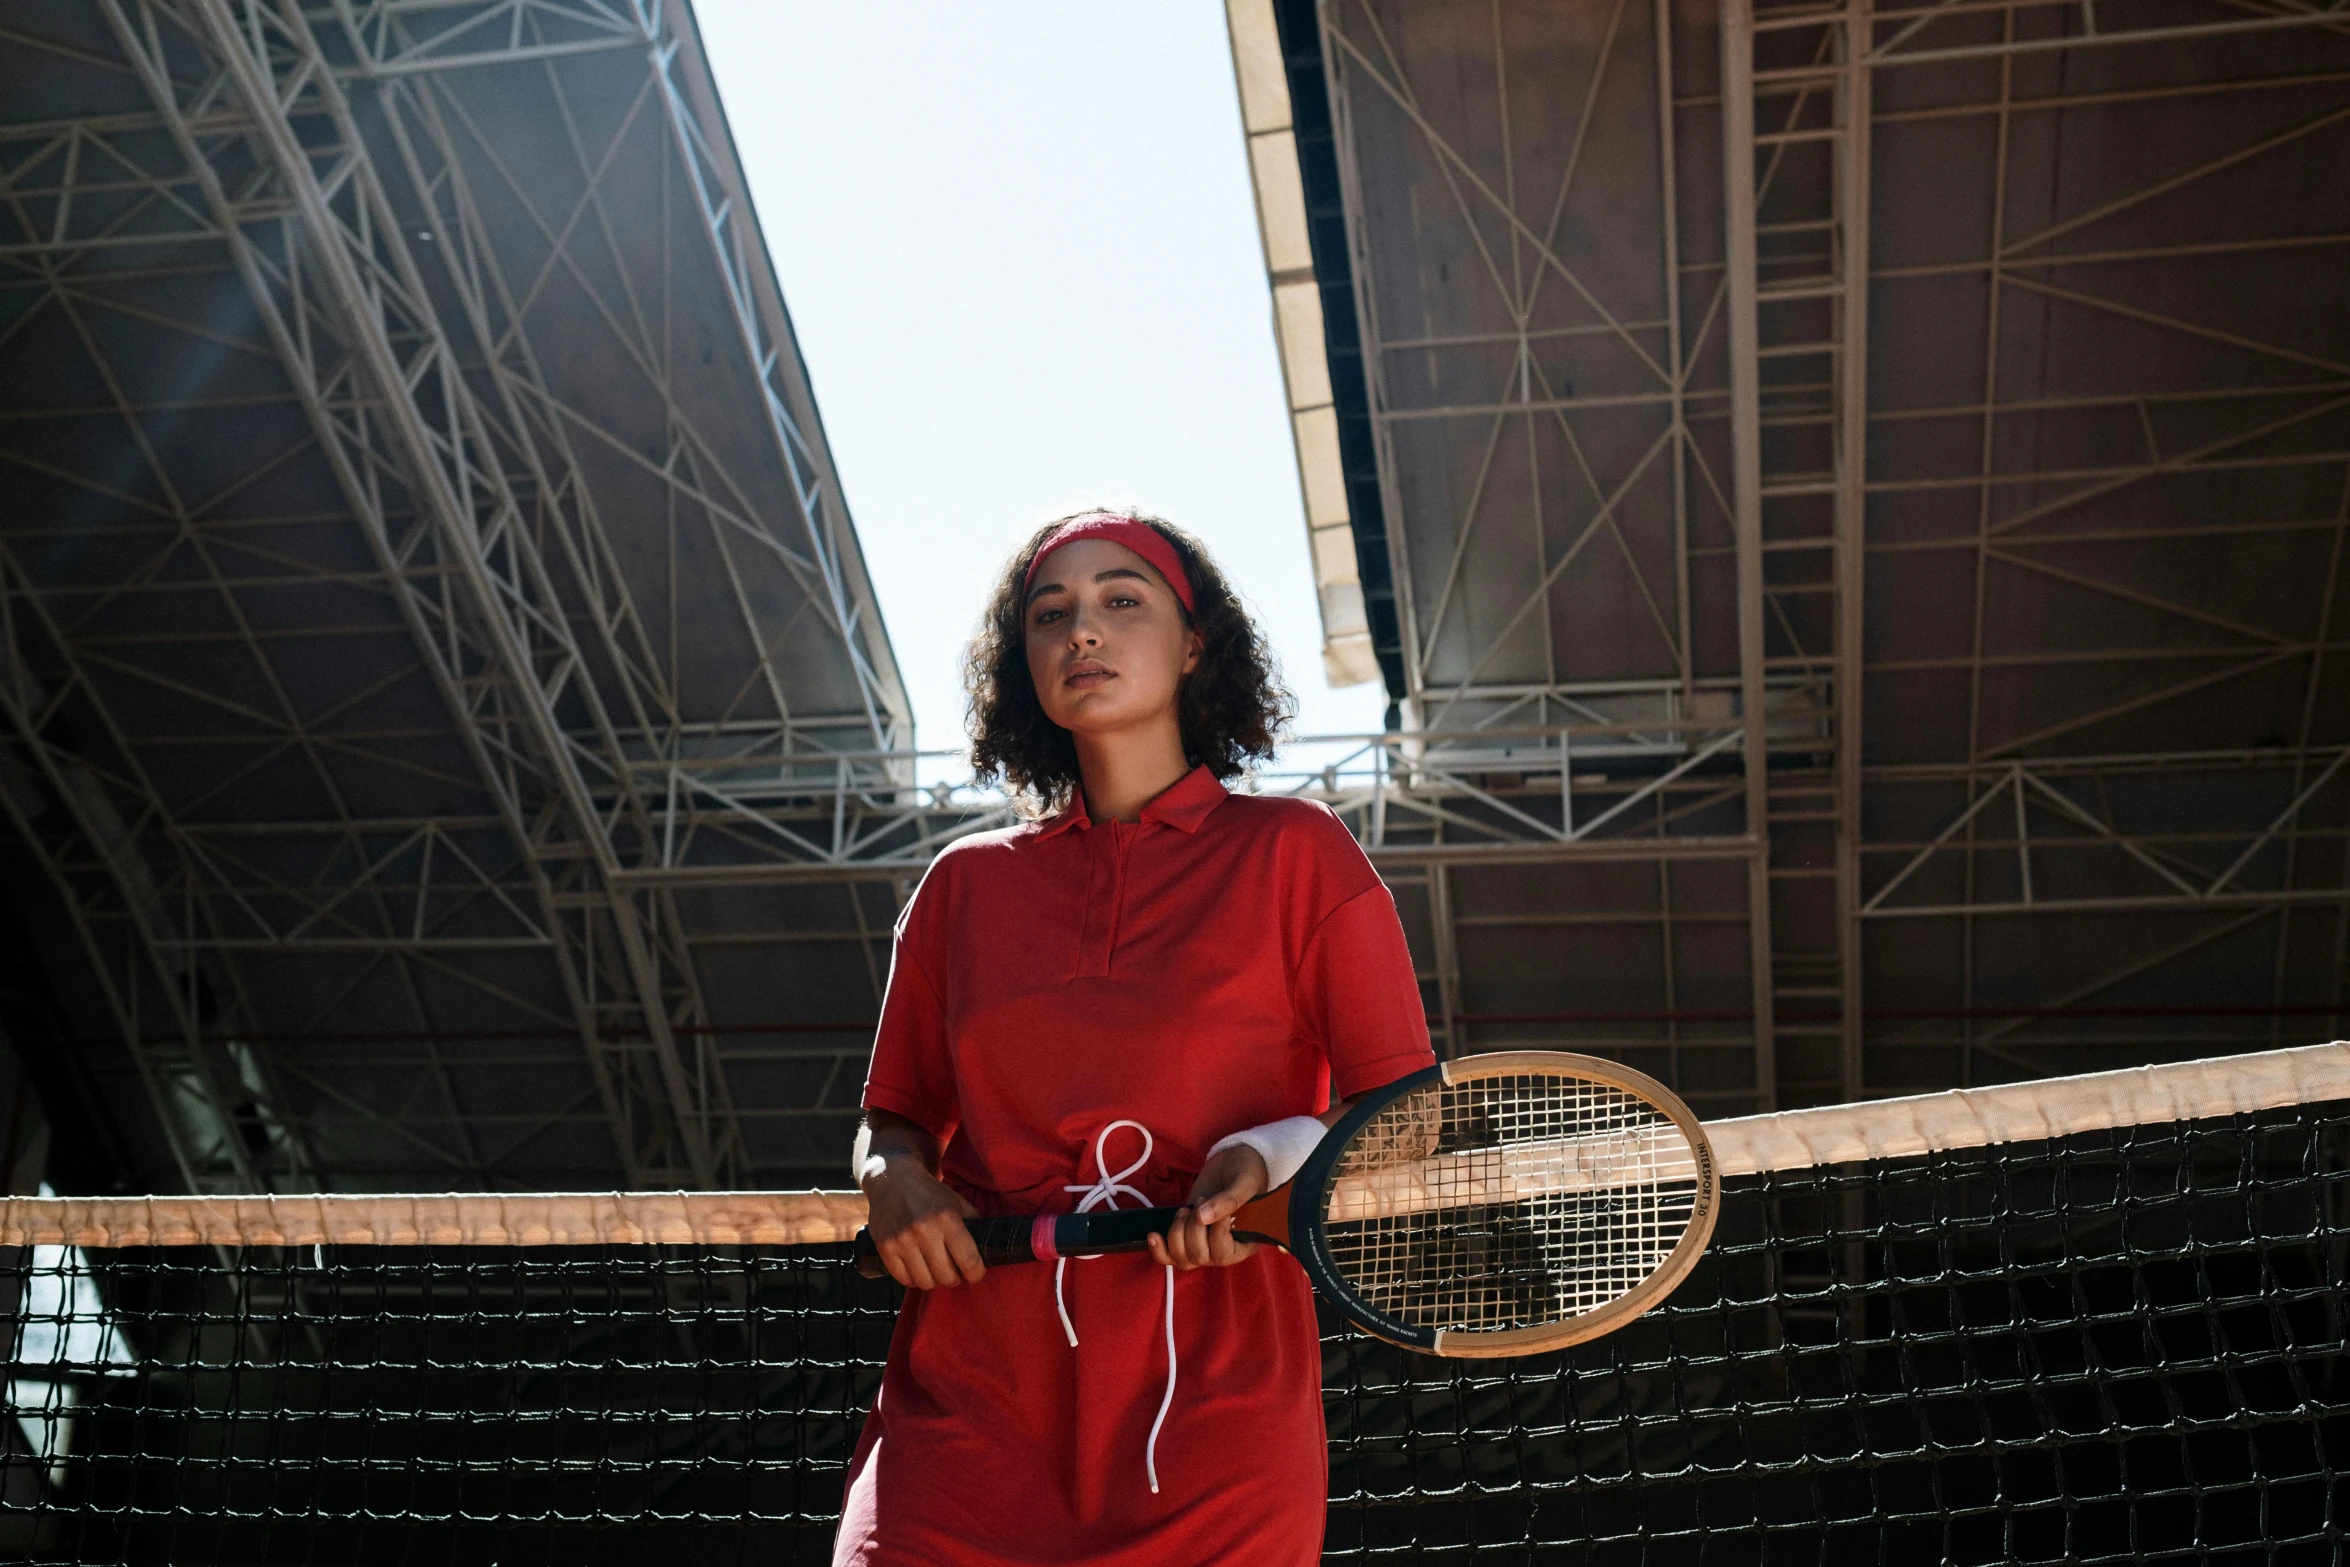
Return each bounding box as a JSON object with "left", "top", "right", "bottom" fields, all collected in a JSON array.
[{"left": 1030, "top": 1212, "right": 1059, "bottom": 1262}]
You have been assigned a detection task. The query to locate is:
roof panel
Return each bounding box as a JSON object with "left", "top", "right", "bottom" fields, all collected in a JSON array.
[{"left": 0, "top": 0, "right": 915, "bottom": 1193}]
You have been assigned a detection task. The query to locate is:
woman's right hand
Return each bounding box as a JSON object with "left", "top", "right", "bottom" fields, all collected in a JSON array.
[{"left": 857, "top": 1112, "right": 986, "bottom": 1290}]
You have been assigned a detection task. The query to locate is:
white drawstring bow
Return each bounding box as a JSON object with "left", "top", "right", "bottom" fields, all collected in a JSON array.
[{"left": 1056, "top": 1119, "right": 1178, "bottom": 1495}]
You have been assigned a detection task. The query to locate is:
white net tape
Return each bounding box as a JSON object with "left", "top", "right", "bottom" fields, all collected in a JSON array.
[{"left": 2, "top": 1043, "right": 2341, "bottom": 1262}]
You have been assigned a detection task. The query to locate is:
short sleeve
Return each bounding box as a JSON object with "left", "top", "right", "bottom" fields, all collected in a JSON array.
[
  {"left": 861, "top": 929, "right": 960, "bottom": 1145},
  {"left": 1297, "top": 883, "right": 1436, "bottom": 1100}
]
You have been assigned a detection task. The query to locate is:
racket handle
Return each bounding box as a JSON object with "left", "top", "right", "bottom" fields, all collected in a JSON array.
[{"left": 851, "top": 1209, "right": 1185, "bottom": 1279}]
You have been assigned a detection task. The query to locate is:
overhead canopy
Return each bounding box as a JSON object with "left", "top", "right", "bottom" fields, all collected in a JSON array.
[
  {"left": 1233, "top": 0, "right": 2350, "bottom": 1109},
  {"left": 0, "top": 0, "right": 917, "bottom": 1193}
]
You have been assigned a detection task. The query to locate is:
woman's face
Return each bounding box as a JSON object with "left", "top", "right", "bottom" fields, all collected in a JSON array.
[{"left": 1022, "top": 537, "right": 1201, "bottom": 738}]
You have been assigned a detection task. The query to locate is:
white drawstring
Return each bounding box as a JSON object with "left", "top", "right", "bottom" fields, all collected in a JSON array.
[
  {"left": 1056, "top": 1119, "right": 1177, "bottom": 1495},
  {"left": 1054, "top": 1119, "right": 1153, "bottom": 1346}
]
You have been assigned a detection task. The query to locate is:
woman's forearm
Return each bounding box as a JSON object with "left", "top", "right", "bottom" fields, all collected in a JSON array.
[
  {"left": 854, "top": 1108, "right": 941, "bottom": 1187},
  {"left": 855, "top": 1109, "right": 982, "bottom": 1289}
]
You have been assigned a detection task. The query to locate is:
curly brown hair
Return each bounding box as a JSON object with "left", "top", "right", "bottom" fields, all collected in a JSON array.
[{"left": 966, "top": 510, "right": 1293, "bottom": 811}]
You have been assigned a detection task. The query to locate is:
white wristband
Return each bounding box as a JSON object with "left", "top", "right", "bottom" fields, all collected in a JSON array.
[{"left": 1206, "top": 1115, "right": 1327, "bottom": 1191}]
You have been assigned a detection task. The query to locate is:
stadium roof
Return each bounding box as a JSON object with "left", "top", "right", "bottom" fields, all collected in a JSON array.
[
  {"left": 3, "top": 0, "right": 2343, "bottom": 1201},
  {"left": 0, "top": 0, "right": 918, "bottom": 1193},
  {"left": 1229, "top": 0, "right": 2350, "bottom": 1110}
]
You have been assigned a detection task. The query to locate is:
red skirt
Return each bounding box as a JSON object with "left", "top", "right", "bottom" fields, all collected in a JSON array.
[{"left": 832, "top": 1240, "right": 1328, "bottom": 1566}]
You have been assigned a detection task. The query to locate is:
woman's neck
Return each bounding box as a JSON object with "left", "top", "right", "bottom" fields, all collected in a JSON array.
[{"left": 1073, "top": 722, "right": 1191, "bottom": 823}]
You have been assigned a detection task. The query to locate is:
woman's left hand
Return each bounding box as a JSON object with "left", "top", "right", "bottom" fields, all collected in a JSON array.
[{"left": 1149, "top": 1143, "right": 1268, "bottom": 1271}]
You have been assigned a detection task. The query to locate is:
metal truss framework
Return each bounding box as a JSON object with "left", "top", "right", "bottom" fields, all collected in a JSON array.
[
  {"left": 1288, "top": 0, "right": 2350, "bottom": 1110},
  {"left": 4, "top": 0, "right": 2347, "bottom": 1194},
  {"left": 0, "top": 0, "right": 911, "bottom": 1191}
]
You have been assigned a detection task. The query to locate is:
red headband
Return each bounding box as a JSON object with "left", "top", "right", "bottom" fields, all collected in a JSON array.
[{"left": 1022, "top": 515, "right": 1196, "bottom": 616}]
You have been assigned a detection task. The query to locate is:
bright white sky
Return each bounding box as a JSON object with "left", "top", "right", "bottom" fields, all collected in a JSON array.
[{"left": 693, "top": 1, "right": 1386, "bottom": 769}]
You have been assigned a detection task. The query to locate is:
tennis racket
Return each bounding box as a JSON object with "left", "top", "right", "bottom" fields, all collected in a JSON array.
[{"left": 851, "top": 1050, "right": 1717, "bottom": 1357}]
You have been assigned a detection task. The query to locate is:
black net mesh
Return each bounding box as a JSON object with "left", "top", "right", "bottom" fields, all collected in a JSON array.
[{"left": 5, "top": 1104, "right": 2346, "bottom": 1564}]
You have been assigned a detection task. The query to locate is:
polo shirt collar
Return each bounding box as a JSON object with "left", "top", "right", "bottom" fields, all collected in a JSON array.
[
  {"left": 1031, "top": 764, "right": 1227, "bottom": 838},
  {"left": 1033, "top": 793, "right": 1090, "bottom": 840},
  {"left": 1140, "top": 764, "right": 1227, "bottom": 833}
]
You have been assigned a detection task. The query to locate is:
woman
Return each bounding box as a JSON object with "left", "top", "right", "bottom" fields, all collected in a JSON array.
[{"left": 836, "top": 510, "right": 1433, "bottom": 1566}]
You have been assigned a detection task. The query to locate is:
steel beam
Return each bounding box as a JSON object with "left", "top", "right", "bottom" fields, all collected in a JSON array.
[
  {"left": 1720, "top": 0, "right": 1783, "bottom": 1109},
  {"left": 104, "top": 0, "right": 720, "bottom": 1185},
  {"left": 1832, "top": 0, "right": 1869, "bottom": 1105}
]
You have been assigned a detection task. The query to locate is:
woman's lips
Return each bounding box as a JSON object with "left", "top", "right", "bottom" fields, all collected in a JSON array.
[{"left": 1064, "top": 666, "right": 1114, "bottom": 689}]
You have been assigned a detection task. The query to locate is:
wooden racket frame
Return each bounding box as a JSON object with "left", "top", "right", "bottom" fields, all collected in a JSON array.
[{"left": 1296, "top": 1049, "right": 1719, "bottom": 1360}]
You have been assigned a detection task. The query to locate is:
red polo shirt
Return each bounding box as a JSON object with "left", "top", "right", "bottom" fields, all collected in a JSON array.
[{"left": 836, "top": 765, "right": 1432, "bottom": 1566}]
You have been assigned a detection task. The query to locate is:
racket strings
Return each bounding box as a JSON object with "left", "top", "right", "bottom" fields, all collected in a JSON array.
[{"left": 1320, "top": 1073, "right": 1701, "bottom": 1336}]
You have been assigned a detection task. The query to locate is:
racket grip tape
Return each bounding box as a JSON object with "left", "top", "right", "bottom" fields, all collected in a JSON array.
[{"left": 851, "top": 1208, "right": 1181, "bottom": 1280}]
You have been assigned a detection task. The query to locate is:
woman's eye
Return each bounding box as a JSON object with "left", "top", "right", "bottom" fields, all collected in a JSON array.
[
  {"left": 1108, "top": 594, "right": 1140, "bottom": 608},
  {"left": 1033, "top": 608, "right": 1064, "bottom": 627}
]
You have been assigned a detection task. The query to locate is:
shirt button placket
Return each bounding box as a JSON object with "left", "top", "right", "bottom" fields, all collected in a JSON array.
[
  {"left": 1075, "top": 823, "right": 1107, "bottom": 979},
  {"left": 1075, "top": 820, "right": 1138, "bottom": 979},
  {"left": 1103, "top": 820, "right": 1131, "bottom": 972}
]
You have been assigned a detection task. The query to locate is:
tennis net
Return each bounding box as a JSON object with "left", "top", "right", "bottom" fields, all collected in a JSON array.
[{"left": 5, "top": 1042, "right": 2347, "bottom": 1564}]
